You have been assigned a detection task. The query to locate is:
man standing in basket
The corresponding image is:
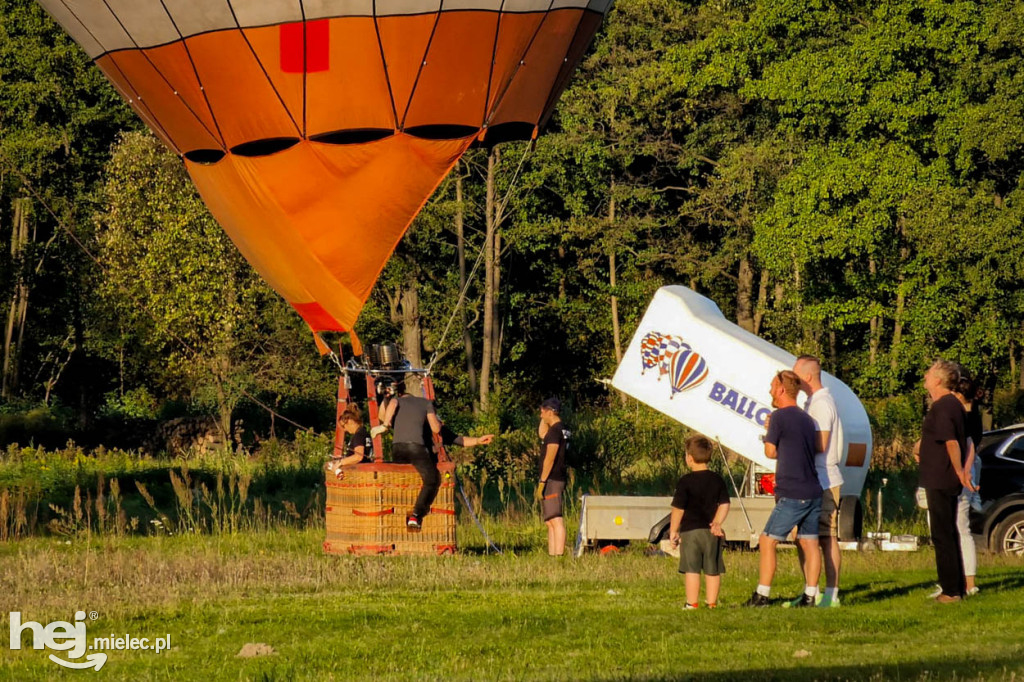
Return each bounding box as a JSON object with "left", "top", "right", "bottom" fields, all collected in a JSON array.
[
  {"left": 376, "top": 377, "right": 444, "bottom": 530},
  {"left": 537, "top": 398, "right": 569, "bottom": 556}
]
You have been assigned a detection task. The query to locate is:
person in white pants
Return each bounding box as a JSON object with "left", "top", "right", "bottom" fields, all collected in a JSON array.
[{"left": 953, "top": 373, "right": 983, "bottom": 596}]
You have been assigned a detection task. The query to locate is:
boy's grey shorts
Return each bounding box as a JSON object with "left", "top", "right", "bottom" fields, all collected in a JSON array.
[{"left": 678, "top": 528, "right": 726, "bottom": 576}]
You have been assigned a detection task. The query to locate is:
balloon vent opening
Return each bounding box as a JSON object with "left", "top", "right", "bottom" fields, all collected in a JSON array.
[
  {"left": 405, "top": 124, "right": 479, "bottom": 141},
  {"left": 476, "top": 122, "right": 537, "bottom": 147},
  {"left": 311, "top": 129, "right": 395, "bottom": 145},
  {"left": 183, "top": 149, "right": 227, "bottom": 165},
  {"left": 231, "top": 137, "right": 301, "bottom": 157}
]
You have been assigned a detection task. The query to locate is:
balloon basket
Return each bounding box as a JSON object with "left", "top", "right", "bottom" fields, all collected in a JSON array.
[{"left": 323, "top": 462, "right": 457, "bottom": 556}]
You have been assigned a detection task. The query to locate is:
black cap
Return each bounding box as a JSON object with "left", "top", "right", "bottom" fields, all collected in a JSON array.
[{"left": 540, "top": 397, "right": 561, "bottom": 413}]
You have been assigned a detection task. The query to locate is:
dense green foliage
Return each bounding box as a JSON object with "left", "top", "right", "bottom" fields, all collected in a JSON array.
[{"left": 1, "top": 0, "right": 1023, "bottom": 453}]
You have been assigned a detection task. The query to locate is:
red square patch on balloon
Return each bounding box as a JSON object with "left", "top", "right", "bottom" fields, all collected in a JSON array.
[{"left": 280, "top": 20, "right": 329, "bottom": 73}]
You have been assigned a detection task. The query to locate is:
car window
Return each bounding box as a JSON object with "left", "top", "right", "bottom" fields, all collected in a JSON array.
[{"left": 1002, "top": 436, "right": 1024, "bottom": 463}]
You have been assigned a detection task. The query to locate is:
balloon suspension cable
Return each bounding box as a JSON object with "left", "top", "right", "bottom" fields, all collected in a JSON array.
[
  {"left": 457, "top": 479, "right": 503, "bottom": 555},
  {"left": 0, "top": 150, "right": 314, "bottom": 434},
  {"left": 427, "top": 143, "right": 534, "bottom": 373}
]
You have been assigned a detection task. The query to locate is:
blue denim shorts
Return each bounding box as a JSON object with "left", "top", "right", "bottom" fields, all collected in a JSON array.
[{"left": 763, "top": 496, "right": 823, "bottom": 541}]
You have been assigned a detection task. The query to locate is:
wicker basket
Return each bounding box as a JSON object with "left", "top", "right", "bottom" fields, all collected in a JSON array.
[{"left": 323, "top": 462, "right": 457, "bottom": 556}]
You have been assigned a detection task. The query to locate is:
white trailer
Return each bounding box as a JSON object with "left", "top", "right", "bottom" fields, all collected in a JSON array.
[{"left": 577, "top": 286, "right": 873, "bottom": 553}]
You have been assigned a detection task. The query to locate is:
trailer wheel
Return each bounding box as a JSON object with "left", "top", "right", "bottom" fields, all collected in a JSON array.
[{"left": 838, "top": 496, "right": 863, "bottom": 542}]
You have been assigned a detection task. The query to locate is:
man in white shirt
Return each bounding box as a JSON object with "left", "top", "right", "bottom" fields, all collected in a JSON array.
[{"left": 793, "top": 355, "right": 845, "bottom": 608}]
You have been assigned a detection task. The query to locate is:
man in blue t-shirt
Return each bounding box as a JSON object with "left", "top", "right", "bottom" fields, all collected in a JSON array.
[{"left": 744, "top": 370, "right": 823, "bottom": 608}]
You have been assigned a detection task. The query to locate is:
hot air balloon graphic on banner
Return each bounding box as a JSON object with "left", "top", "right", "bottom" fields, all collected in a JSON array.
[
  {"left": 640, "top": 331, "right": 663, "bottom": 373},
  {"left": 657, "top": 335, "right": 685, "bottom": 379},
  {"left": 669, "top": 347, "right": 709, "bottom": 398},
  {"left": 36, "top": 0, "right": 614, "bottom": 340},
  {"left": 638, "top": 329, "right": 710, "bottom": 398}
]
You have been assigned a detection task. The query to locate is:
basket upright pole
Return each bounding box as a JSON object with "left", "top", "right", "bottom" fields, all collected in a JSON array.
[
  {"left": 422, "top": 374, "right": 448, "bottom": 463},
  {"left": 333, "top": 343, "right": 349, "bottom": 457}
]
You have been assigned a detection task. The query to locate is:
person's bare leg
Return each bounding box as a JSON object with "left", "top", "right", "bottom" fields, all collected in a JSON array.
[
  {"left": 758, "top": 535, "right": 777, "bottom": 587},
  {"left": 795, "top": 541, "right": 808, "bottom": 583},
  {"left": 821, "top": 536, "right": 841, "bottom": 588},
  {"left": 966, "top": 575, "right": 976, "bottom": 592},
  {"left": 705, "top": 575, "right": 721, "bottom": 605},
  {"left": 550, "top": 517, "right": 566, "bottom": 556},
  {"left": 545, "top": 519, "right": 555, "bottom": 555},
  {"left": 799, "top": 537, "right": 821, "bottom": 590},
  {"left": 685, "top": 573, "right": 701, "bottom": 605}
]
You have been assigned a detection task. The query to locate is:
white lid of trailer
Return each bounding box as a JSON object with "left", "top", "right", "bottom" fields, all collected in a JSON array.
[{"left": 611, "top": 286, "right": 873, "bottom": 497}]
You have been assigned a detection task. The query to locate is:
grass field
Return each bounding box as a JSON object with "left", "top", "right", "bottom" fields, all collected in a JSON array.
[{"left": 1, "top": 522, "right": 1023, "bottom": 682}]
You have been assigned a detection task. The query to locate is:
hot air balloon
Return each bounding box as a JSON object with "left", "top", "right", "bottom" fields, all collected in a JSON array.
[
  {"left": 668, "top": 346, "right": 708, "bottom": 398},
  {"left": 657, "top": 335, "right": 685, "bottom": 378},
  {"left": 36, "top": 0, "right": 614, "bottom": 342},
  {"left": 639, "top": 331, "right": 662, "bottom": 374}
]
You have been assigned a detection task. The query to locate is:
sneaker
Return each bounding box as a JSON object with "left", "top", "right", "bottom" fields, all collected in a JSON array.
[
  {"left": 935, "top": 594, "right": 961, "bottom": 604},
  {"left": 406, "top": 513, "right": 422, "bottom": 530},
  {"left": 926, "top": 584, "right": 942, "bottom": 599},
  {"left": 817, "top": 594, "right": 841, "bottom": 608},
  {"left": 966, "top": 586, "right": 980, "bottom": 597},
  {"left": 743, "top": 592, "right": 771, "bottom": 607},
  {"left": 683, "top": 603, "right": 698, "bottom": 610},
  {"left": 705, "top": 603, "right": 717, "bottom": 609},
  {"left": 782, "top": 594, "right": 817, "bottom": 608}
]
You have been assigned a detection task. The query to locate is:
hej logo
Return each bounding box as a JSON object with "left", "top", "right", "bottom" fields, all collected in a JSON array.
[{"left": 9, "top": 611, "right": 106, "bottom": 671}]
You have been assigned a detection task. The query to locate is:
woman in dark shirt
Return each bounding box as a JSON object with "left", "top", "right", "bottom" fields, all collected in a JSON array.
[
  {"left": 327, "top": 406, "right": 372, "bottom": 478},
  {"left": 916, "top": 360, "right": 969, "bottom": 602}
]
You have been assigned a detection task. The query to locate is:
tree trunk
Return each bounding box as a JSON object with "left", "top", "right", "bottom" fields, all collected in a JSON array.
[
  {"left": 389, "top": 274, "right": 423, "bottom": 394},
  {"left": 868, "top": 257, "right": 880, "bottom": 366},
  {"left": 480, "top": 149, "right": 497, "bottom": 411},
  {"left": 1019, "top": 325, "right": 1024, "bottom": 389},
  {"left": 490, "top": 230, "right": 502, "bottom": 399},
  {"left": 829, "top": 330, "right": 838, "bottom": 375},
  {"left": 736, "top": 253, "right": 755, "bottom": 332},
  {"left": 608, "top": 184, "right": 623, "bottom": 360},
  {"left": 608, "top": 184, "right": 626, "bottom": 406},
  {"left": 455, "top": 172, "right": 479, "bottom": 410},
  {"left": 889, "top": 218, "right": 909, "bottom": 389},
  {"left": 753, "top": 268, "right": 768, "bottom": 335},
  {"left": 3, "top": 198, "right": 30, "bottom": 399}
]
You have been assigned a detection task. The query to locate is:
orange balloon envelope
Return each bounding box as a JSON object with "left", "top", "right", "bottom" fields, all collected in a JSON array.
[{"left": 37, "top": 0, "right": 613, "bottom": 335}]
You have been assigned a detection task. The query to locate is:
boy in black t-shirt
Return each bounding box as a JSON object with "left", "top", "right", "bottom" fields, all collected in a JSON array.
[{"left": 669, "top": 434, "right": 731, "bottom": 609}]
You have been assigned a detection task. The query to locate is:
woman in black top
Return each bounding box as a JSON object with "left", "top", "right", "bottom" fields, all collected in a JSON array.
[
  {"left": 916, "top": 360, "right": 969, "bottom": 602},
  {"left": 327, "top": 406, "right": 372, "bottom": 478}
]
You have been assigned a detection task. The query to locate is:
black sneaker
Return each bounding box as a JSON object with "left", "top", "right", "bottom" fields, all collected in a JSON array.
[
  {"left": 744, "top": 592, "right": 771, "bottom": 607},
  {"left": 406, "top": 514, "right": 422, "bottom": 531},
  {"left": 783, "top": 593, "right": 817, "bottom": 608}
]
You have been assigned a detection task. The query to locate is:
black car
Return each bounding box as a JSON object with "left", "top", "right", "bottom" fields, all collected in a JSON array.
[{"left": 970, "top": 424, "right": 1024, "bottom": 555}]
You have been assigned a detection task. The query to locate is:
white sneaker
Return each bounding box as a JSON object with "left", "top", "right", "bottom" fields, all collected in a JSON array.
[
  {"left": 926, "top": 584, "right": 942, "bottom": 599},
  {"left": 966, "top": 586, "right": 980, "bottom": 597}
]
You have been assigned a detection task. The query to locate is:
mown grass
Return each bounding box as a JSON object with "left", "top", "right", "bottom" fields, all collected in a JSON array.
[{"left": 1, "top": 523, "right": 1022, "bottom": 681}]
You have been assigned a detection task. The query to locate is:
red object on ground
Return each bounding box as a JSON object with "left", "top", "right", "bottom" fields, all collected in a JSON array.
[{"left": 599, "top": 545, "right": 620, "bottom": 555}]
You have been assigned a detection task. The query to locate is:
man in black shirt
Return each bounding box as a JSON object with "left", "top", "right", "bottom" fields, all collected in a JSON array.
[
  {"left": 537, "top": 398, "right": 568, "bottom": 556},
  {"left": 378, "top": 378, "right": 444, "bottom": 530},
  {"left": 916, "top": 360, "right": 969, "bottom": 602},
  {"left": 745, "top": 370, "right": 823, "bottom": 608}
]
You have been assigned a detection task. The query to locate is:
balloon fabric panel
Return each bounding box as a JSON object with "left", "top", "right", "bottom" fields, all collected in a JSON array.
[
  {"left": 186, "top": 135, "right": 473, "bottom": 332},
  {"left": 36, "top": 0, "right": 614, "bottom": 333}
]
